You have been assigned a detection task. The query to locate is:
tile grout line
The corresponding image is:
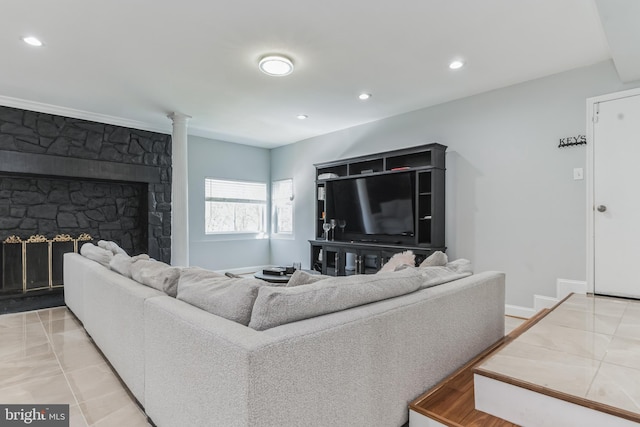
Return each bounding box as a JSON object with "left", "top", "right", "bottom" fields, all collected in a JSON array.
[
  {"left": 584, "top": 359, "right": 605, "bottom": 399},
  {"left": 0, "top": 310, "right": 57, "bottom": 390},
  {"left": 39, "top": 309, "right": 151, "bottom": 426},
  {"left": 0, "top": 316, "right": 49, "bottom": 393},
  {"left": 579, "top": 296, "right": 626, "bottom": 400},
  {"left": 36, "top": 309, "right": 91, "bottom": 427}
]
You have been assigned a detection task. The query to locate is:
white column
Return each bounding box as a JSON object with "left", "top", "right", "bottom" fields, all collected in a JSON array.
[{"left": 168, "top": 112, "right": 191, "bottom": 266}]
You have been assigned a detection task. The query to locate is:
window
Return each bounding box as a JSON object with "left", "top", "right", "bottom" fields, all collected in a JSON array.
[
  {"left": 205, "top": 179, "right": 267, "bottom": 234},
  {"left": 272, "top": 178, "right": 294, "bottom": 235}
]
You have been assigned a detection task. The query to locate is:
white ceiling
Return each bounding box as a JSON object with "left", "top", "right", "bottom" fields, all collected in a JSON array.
[{"left": 0, "top": 0, "right": 636, "bottom": 148}]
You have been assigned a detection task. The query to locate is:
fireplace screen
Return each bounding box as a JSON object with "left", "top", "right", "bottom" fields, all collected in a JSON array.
[{"left": 1, "top": 234, "right": 92, "bottom": 293}]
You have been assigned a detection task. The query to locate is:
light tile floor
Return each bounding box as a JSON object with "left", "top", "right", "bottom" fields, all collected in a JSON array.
[
  {"left": 479, "top": 293, "right": 640, "bottom": 417},
  {"left": 0, "top": 306, "right": 150, "bottom": 427}
]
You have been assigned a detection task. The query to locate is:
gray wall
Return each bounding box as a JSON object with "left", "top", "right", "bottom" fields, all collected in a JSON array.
[
  {"left": 270, "top": 60, "right": 639, "bottom": 308},
  {"left": 187, "top": 135, "right": 271, "bottom": 270}
]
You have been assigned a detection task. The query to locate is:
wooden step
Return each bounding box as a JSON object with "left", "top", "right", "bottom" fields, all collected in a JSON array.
[{"left": 409, "top": 309, "right": 551, "bottom": 427}]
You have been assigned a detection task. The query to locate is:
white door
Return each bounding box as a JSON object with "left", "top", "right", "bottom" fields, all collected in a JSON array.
[{"left": 593, "top": 93, "right": 640, "bottom": 298}]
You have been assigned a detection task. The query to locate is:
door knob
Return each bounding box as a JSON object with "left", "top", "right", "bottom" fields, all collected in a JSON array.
[{"left": 597, "top": 205, "right": 607, "bottom": 212}]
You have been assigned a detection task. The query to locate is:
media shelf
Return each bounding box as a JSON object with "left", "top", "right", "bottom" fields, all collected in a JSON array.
[
  {"left": 309, "top": 240, "right": 446, "bottom": 276},
  {"left": 313, "top": 143, "right": 446, "bottom": 275}
]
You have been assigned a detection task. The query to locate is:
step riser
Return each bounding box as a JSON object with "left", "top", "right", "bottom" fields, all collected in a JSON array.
[
  {"left": 409, "top": 411, "right": 449, "bottom": 427},
  {"left": 475, "top": 374, "right": 638, "bottom": 427}
]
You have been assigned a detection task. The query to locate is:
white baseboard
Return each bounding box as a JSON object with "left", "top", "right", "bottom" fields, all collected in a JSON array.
[
  {"left": 534, "top": 295, "right": 559, "bottom": 312},
  {"left": 505, "top": 304, "right": 536, "bottom": 319},
  {"left": 556, "top": 279, "right": 587, "bottom": 300},
  {"left": 504, "top": 279, "right": 587, "bottom": 320}
]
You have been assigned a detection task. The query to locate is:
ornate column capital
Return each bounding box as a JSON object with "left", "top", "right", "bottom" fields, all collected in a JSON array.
[{"left": 167, "top": 112, "right": 192, "bottom": 125}]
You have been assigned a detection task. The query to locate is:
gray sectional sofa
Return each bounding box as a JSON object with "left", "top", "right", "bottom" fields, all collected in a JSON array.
[{"left": 63, "top": 252, "right": 505, "bottom": 427}]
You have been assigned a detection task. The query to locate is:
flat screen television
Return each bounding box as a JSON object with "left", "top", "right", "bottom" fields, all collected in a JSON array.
[{"left": 325, "top": 172, "right": 415, "bottom": 244}]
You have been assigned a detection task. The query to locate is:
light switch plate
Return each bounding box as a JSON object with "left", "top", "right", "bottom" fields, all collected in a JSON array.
[{"left": 573, "top": 168, "right": 584, "bottom": 180}]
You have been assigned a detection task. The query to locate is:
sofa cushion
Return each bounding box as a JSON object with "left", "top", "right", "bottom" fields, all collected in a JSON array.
[
  {"left": 286, "top": 270, "right": 330, "bottom": 287},
  {"left": 80, "top": 243, "right": 113, "bottom": 267},
  {"left": 445, "top": 258, "right": 474, "bottom": 275},
  {"left": 109, "top": 253, "right": 150, "bottom": 278},
  {"left": 181, "top": 266, "right": 224, "bottom": 280},
  {"left": 176, "top": 267, "right": 265, "bottom": 326},
  {"left": 419, "top": 250, "right": 448, "bottom": 267},
  {"left": 97, "top": 239, "right": 128, "bottom": 256},
  {"left": 417, "top": 258, "right": 473, "bottom": 289},
  {"left": 248, "top": 267, "right": 424, "bottom": 331},
  {"left": 131, "top": 259, "right": 182, "bottom": 297}
]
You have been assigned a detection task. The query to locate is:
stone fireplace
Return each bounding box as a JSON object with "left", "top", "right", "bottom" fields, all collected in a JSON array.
[
  {"left": 0, "top": 105, "right": 172, "bottom": 308},
  {"left": 0, "top": 176, "right": 148, "bottom": 254}
]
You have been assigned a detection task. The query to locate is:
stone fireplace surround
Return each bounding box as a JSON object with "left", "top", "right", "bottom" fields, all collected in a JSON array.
[
  {"left": 0, "top": 176, "right": 147, "bottom": 255},
  {"left": 0, "top": 105, "right": 172, "bottom": 266}
]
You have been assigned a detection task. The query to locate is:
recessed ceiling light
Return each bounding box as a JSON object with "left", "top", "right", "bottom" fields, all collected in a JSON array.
[
  {"left": 259, "top": 55, "right": 294, "bottom": 76},
  {"left": 22, "top": 36, "right": 43, "bottom": 47},
  {"left": 358, "top": 93, "right": 372, "bottom": 100},
  {"left": 449, "top": 60, "right": 464, "bottom": 70},
  {"left": 296, "top": 114, "right": 308, "bottom": 120}
]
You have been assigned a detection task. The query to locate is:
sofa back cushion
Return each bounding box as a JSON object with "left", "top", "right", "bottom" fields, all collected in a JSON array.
[
  {"left": 80, "top": 243, "right": 113, "bottom": 267},
  {"left": 109, "top": 254, "right": 150, "bottom": 278},
  {"left": 176, "top": 267, "right": 265, "bottom": 326},
  {"left": 131, "top": 259, "right": 182, "bottom": 297},
  {"left": 286, "top": 270, "right": 330, "bottom": 287},
  {"left": 248, "top": 267, "right": 424, "bottom": 331},
  {"left": 97, "top": 239, "right": 128, "bottom": 256},
  {"left": 417, "top": 258, "right": 473, "bottom": 290}
]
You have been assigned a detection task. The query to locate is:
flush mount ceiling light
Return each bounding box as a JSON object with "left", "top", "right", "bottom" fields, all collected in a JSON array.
[
  {"left": 296, "top": 114, "right": 308, "bottom": 120},
  {"left": 358, "top": 93, "right": 372, "bottom": 100},
  {"left": 22, "top": 36, "right": 43, "bottom": 47},
  {"left": 259, "top": 55, "right": 294, "bottom": 76},
  {"left": 449, "top": 60, "right": 464, "bottom": 70}
]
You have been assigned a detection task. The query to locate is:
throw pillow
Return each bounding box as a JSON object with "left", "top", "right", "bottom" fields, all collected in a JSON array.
[
  {"left": 249, "top": 267, "right": 424, "bottom": 331},
  {"left": 446, "top": 258, "right": 473, "bottom": 275},
  {"left": 177, "top": 267, "right": 265, "bottom": 326},
  {"left": 419, "top": 251, "right": 448, "bottom": 267},
  {"left": 97, "top": 240, "right": 128, "bottom": 256},
  {"left": 286, "top": 270, "right": 330, "bottom": 287},
  {"left": 182, "top": 266, "right": 224, "bottom": 279},
  {"left": 130, "top": 259, "right": 182, "bottom": 297},
  {"left": 80, "top": 243, "right": 113, "bottom": 268},
  {"left": 378, "top": 250, "right": 415, "bottom": 273},
  {"left": 417, "top": 259, "right": 473, "bottom": 290},
  {"left": 418, "top": 266, "right": 472, "bottom": 290},
  {"left": 109, "top": 253, "right": 150, "bottom": 278}
]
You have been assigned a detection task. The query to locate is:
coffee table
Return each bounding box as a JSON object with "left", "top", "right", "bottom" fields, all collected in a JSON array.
[
  {"left": 253, "top": 271, "right": 291, "bottom": 284},
  {"left": 253, "top": 269, "right": 319, "bottom": 284}
]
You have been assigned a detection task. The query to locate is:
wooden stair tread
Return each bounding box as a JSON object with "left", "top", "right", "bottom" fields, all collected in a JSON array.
[{"left": 410, "top": 309, "right": 551, "bottom": 427}]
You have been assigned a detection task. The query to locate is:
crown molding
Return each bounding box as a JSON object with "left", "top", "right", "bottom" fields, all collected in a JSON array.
[{"left": 0, "top": 95, "right": 171, "bottom": 135}]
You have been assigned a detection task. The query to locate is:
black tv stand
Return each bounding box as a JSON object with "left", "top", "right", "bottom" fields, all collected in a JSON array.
[
  {"left": 312, "top": 143, "right": 446, "bottom": 275},
  {"left": 309, "top": 240, "right": 445, "bottom": 276}
]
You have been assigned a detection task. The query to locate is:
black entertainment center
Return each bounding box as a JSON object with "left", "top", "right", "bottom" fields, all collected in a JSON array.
[{"left": 310, "top": 143, "right": 446, "bottom": 275}]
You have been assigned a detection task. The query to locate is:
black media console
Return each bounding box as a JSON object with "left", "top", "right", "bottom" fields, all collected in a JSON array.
[{"left": 311, "top": 143, "right": 446, "bottom": 275}]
